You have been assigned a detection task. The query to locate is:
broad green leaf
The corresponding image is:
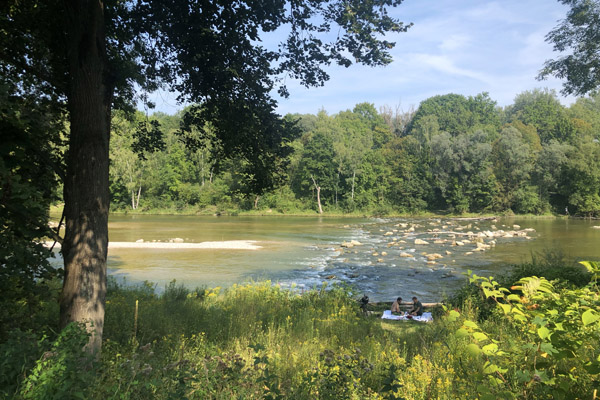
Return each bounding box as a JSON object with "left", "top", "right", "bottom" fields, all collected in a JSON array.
[
  {"left": 554, "top": 322, "right": 564, "bottom": 331},
  {"left": 466, "top": 343, "right": 482, "bottom": 356},
  {"left": 580, "top": 261, "right": 599, "bottom": 273},
  {"left": 537, "top": 326, "right": 551, "bottom": 340},
  {"left": 540, "top": 342, "right": 558, "bottom": 355},
  {"left": 455, "top": 328, "right": 469, "bottom": 338},
  {"left": 499, "top": 303, "right": 511, "bottom": 314},
  {"left": 514, "top": 314, "right": 527, "bottom": 323},
  {"left": 483, "top": 361, "right": 507, "bottom": 374},
  {"left": 464, "top": 320, "right": 478, "bottom": 329},
  {"left": 482, "top": 343, "right": 499, "bottom": 355},
  {"left": 448, "top": 309, "right": 460, "bottom": 322},
  {"left": 473, "top": 332, "right": 488, "bottom": 342},
  {"left": 582, "top": 309, "right": 599, "bottom": 326}
]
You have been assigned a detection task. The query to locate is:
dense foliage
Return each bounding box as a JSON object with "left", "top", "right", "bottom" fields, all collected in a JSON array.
[
  {"left": 2, "top": 259, "right": 598, "bottom": 399},
  {"left": 1, "top": 0, "right": 414, "bottom": 353},
  {"left": 108, "top": 90, "right": 600, "bottom": 217}
]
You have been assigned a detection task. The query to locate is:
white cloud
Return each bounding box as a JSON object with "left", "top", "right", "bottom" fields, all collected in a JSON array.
[
  {"left": 148, "top": 0, "right": 576, "bottom": 116},
  {"left": 411, "top": 53, "right": 493, "bottom": 84},
  {"left": 439, "top": 34, "right": 472, "bottom": 52}
]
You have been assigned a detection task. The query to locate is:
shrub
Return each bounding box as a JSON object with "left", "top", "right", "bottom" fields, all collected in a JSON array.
[{"left": 19, "top": 323, "right": 94, "bottom": 400}]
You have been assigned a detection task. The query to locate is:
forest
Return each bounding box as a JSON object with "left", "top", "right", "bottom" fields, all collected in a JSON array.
[
  {"left": 109, "top": 88, "right": 600, "bottom": 217},
  {"left": 2, "top": 0, "right": 600, "bottom": 398}
]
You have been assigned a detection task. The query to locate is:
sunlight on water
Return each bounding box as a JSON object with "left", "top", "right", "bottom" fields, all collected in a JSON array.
[{"left": 50, "top": 215, "right": 600, "bottom": 302}]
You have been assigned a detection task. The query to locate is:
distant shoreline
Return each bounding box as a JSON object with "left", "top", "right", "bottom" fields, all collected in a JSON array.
[{"left": 50, "top": 203, "right": 568, "bottom": 220}]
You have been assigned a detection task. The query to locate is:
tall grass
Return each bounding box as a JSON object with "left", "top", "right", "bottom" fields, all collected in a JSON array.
[{"left": 6, "top": 271, "right": 598, "bottom": 399}]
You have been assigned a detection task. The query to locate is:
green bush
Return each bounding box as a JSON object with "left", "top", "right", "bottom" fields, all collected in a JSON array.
[
  {"left": 498, "top": 250, "right": 591, "bottom": 288},
  {"left": 5, "top": 271, "right": 599, "bottom": 399},
  {"left": 19, "top": 323, "right": 94, "bottom": 400}
]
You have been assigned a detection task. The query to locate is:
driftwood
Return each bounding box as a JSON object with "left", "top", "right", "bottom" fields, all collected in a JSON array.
[
  {"left": 369, "top": 301, "right": 442, "bottom": 308},
  {"left": 452, "top": 216, "right": 498, "bottom": 221}
]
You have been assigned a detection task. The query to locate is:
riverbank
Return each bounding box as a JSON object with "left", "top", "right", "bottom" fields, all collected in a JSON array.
[
  {"left": 4, "top": 270, "right": 598, "bottom": 399},
  {"left": 50, "top": 203, "right": 563, "bottom": 220}
]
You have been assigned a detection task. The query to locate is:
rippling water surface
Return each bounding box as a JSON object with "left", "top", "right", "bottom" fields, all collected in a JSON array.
[{"left": 52, "top": 215, "right": 600, "bottom": 302}]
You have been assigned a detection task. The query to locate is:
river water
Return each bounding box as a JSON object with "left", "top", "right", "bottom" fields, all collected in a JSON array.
[{"left": 51, "top": 215, "right": 600, "bottom": 302}]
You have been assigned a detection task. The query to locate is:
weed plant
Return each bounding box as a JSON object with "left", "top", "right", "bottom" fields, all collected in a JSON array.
[{"left": 4, "top": 269, "right": 599, "bottom": 399}]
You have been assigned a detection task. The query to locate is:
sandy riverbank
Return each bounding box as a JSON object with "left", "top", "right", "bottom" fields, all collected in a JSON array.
[{"left": 44, "top": 240, "right": 262, "bottom": 250}]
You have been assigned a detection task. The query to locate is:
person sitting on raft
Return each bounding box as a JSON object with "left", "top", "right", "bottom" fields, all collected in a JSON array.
[
  {"left": 409, "top": 296, "right": 424, "bottom": 316},
  {"left": 391, "top": 297, "right": 403, "bottom": 314}
]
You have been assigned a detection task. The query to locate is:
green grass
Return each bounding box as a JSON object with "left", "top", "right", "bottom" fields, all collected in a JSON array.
[{"left": 5, "top": 272, "right": 599, "bottom": 399}]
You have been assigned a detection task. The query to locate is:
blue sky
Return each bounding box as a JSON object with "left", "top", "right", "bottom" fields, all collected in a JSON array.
[{"left": 148, "top": 0, "right": 575, "bottom": 116}]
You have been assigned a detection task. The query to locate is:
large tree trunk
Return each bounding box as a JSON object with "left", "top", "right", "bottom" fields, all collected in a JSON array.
[{"left": 59, "top": 0, "right": 111, "bottom": 355}]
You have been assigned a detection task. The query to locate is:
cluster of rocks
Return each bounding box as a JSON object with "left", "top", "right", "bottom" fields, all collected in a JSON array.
[
  {"left": 337, "top": 218, "right": 537, "bottom": 267},
  {"left": 340, "top": 239, "right": 363, "bottom": 248}
]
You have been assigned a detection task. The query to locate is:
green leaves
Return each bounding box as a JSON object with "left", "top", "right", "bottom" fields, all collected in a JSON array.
[
  {"left": 466, "top": 343, "right": 482, "bottom": 356},
  {"left": 456, "top": 270, "right": 600, "bottom": 399},
  {"left": 579, "top": 261, "right": 600, "bottom": 282},
  {"left": 581, "top": 309, "right": 599, "bottom": 326},
  {"left": 540, "top": 0, "right": 600, "bottom": 96},
  {"left": 537, "top": 326, "right": 551, "bottom": 340}
]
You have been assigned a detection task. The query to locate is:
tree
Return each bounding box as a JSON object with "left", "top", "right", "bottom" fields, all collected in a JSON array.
[
  {"left": 532, "top": 140, "right": 572, "bottom": 211},
  {"left": 561, "top": 139, "right": 600, "bottom": 216},
  {"left": 568, "top": 91, "right": 600, "bottom": 140},
  {"left": 407, "top": 93, "right": 500, "bottom": 137},
  {"left": 334, "top": 104, "right": 379, "bottom": 205},
  {"left": 492, "top": 127, "right": 537, "bottom": 212},
  {"left": 505, "top": 89, "right": 575, "bottom": 143},
  {"left": 430, "top": 131, "right": 496, "bottom": 213},
  {"left": 383, "top": 135, "right": 432, "bottom": 212},
  {"left": 110, "top": 112, "right": 164, "bottom": 210},
  {"left": 294, "top": 132, "right": 337, "bottom": 213},
  {"left": 0, "top": 81, "right": 64, "bottom": 338},
  {"left": 2, "top": 0, "right": 411, "bottom": 352},
  {"left": 539, "top": 0, "right": 600, "bottom": 96}
]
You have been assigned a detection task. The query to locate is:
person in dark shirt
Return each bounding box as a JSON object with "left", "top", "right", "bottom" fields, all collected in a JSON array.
[
  {"left": 359, "top": 294, "right": 369, "bottom": 313},
  {"left": 409, "top": 296, "right": 423, "bottom": 316}
]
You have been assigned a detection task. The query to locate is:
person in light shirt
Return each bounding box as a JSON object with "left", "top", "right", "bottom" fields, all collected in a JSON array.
[{"left": 391, "top": 297, "right": 403, "bottom": 314}]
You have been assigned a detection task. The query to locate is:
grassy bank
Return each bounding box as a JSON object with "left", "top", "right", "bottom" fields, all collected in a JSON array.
[{"left": 3, "top": 259, "right": 599, "bottom": 399}]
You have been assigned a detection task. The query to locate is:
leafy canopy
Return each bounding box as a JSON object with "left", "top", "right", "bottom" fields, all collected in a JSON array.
[{"left": 539, "top": 0, "right": 600, "bottom": 95}]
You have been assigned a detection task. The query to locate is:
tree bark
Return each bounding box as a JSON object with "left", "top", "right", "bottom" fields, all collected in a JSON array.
[
  {"left": 59, "top": 0, "right": 111, "bottom": 355},
  {"left": 254, "top": 195, "right": 260, "bottom": 209},
  {"left": 351, "top": 170, "right": 356, "bottom": 200},
  {"left": 311, "top": 175, "right": 323, "bottom": 214},
  {"left": 135, "top": 186, "right": 142, "bottom": 209}
]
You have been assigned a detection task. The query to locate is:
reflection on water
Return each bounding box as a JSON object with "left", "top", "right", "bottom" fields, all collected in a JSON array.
[{"left": 51, "top": 215, "right": 600, "bottom": 302}]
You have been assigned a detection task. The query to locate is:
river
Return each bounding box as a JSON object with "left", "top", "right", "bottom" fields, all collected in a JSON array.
[{"left": 50, "top": 215, "right": 600, "bottom": 302}]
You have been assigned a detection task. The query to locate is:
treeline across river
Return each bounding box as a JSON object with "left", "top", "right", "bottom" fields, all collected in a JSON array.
[{"left": 109, "top": 88, "right": 600, "bottom": 217}]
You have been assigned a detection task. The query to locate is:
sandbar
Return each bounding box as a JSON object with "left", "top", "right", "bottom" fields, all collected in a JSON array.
[{"left": 45, "top": 240, "right": 262, "bottom": 250}]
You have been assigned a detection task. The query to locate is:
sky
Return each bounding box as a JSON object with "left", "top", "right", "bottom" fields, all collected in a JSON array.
[{"left": 147, "top": 0, "right": 575, "bottom": 116}]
